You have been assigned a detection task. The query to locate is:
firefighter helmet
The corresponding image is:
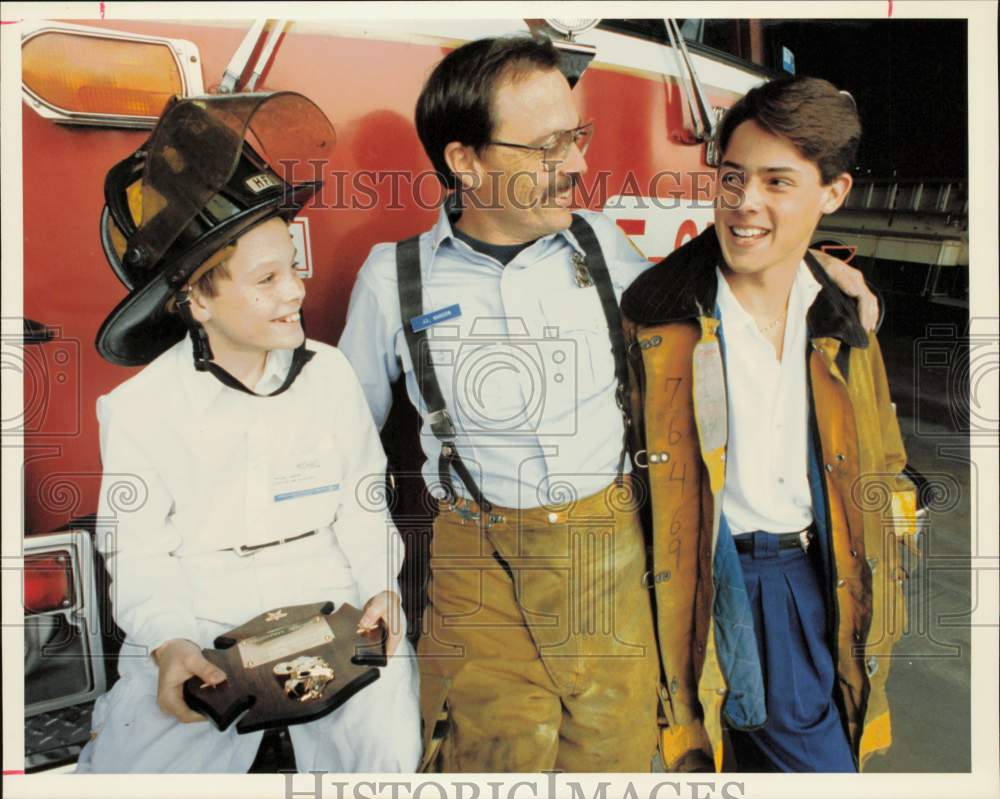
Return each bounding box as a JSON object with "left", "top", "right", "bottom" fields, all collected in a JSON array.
[{"left": 96, "top": 92, "right": 335, "bottom": 366}]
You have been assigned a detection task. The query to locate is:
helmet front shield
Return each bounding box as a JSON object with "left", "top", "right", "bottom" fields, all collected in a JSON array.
[{"left": 124, "top": 92, "right": 335, "bottom": 279}]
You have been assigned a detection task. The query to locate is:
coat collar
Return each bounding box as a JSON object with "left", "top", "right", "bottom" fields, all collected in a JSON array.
[{"left": 620, "top": 225, "right": 869, "bottom": 349}]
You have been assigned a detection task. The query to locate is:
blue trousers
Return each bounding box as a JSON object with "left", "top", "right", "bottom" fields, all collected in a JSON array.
[{"left": 728, "top": 532, "right": 857, "bottom": 773}]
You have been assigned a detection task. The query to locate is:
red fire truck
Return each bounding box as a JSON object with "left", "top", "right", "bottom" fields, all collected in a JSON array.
[{"left": 12, "top": 15, "right": 912, "bottom": 772}]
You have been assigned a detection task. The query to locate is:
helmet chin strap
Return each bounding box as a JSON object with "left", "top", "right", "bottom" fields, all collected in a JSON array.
[
  {"left": 173, "top": 287, "right": 313, "bottom": 395},
  {"left": 174, "top": 288, "right": 215, "bottom": 371}
]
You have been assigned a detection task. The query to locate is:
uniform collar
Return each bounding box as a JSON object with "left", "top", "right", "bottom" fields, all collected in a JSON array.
[
  {"left": 620, "top": 225, "right": 868, "bottom": 349},
  {"left": 424, "top": 193, "right": 467, "bottom": 278},
  {"left": 427, "top": 195, "right": 461, "bottom": 264},
  {"left": 425, "top": 195, "right": 586, "bottom": 278}
]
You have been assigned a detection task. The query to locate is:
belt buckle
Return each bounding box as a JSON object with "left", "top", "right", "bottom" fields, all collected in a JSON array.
[
  {"left": 231, "top": 530, "right": 314, "bottom": 557},
  {"left": 798, "top": 529, "right": 812, "bottom": 552},
  {"left": 233, "top": 538, "right": 281, "bottom": 557}
]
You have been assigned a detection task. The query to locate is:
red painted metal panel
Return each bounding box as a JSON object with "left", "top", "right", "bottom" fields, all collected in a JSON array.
[
  {"left": 19, "top": 21, "right": 752, "bottom": 534},
  {"left": 616, "top": 219, "right": 646, "bottom": 236}
]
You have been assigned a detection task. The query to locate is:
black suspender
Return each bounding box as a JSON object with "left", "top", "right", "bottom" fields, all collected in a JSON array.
[
  {"left": 568, "top": 215, "right": 631, "bottom": 480},
  {"left": 394, "top": 213, "right": 631, "bottom": 512},
  {"left": 396, "top": 235, "right": 494, "bottom": 513}
]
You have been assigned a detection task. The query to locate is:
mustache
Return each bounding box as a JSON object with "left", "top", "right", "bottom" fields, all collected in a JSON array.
[{"left": 542, "top": 173, "right": 579, "bottom": 200}]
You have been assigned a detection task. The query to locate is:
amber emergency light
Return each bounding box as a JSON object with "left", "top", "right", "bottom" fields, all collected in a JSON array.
[{"left": 21, "top": 24, "right": 202, "bottom": 127}]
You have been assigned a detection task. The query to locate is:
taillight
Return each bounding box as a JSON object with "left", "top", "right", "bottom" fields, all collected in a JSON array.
[
  {"left": 24, "top": 552, "right": 75, "bottom": 614},
  {"left": 21, "top": 22, "right": 203, "bottom": 128}
]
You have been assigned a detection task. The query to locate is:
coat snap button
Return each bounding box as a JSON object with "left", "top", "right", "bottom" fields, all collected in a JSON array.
[
  {"left": 836, "top": 453, "right": 846, "bottom": 461},
  {"left": 547, "top": 512, "right": 558, "bottom": 524},
  {"left": 660, "top": 452, "right": 670, "bottom": 462},
  {"left": 850, "top": 549, "right": 858, "bottom": 558},
  {"left": 866, "top": 657, "right": 879, "bottom": 677},
  {"left": 825, "top": 463, "right": 834, "bottom": 473},
  {"left": 649, "top": 453, "right": 660, "bottom": 464},
  {"left": 836, "top": 579, "right": 846, "bottom": 588}
]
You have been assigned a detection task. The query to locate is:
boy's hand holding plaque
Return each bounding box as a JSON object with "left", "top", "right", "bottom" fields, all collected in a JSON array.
[{"left": 182, "top": 602, "right": 387, "bottom": 733}]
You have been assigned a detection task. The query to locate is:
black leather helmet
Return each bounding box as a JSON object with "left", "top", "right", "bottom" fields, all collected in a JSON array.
[{"left": 96, "top": 92, "right": 335, "bottom": 366}]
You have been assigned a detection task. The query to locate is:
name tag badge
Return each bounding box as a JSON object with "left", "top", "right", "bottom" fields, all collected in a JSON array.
[
  {"left": 271, "top": 451, "right": 340, "bottom": 503},
  {"left": 410, "top": 303, "right": 461, "bottom": 333}
]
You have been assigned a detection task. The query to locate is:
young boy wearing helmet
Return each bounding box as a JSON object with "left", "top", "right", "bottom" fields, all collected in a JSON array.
[{"left": 76, "top": 93, "right": 420, "bottom": 773}]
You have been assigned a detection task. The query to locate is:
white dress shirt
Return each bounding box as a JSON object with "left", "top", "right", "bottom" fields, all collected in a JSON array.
[
  {"left": 338, "top": 207, "right": 651, "bottom": 509},
  {"left": 94, "top": 336, "right": 403, "bottom": 653},
  {"left": 716, "top": 261, "right": 823, "bottom": 534}
]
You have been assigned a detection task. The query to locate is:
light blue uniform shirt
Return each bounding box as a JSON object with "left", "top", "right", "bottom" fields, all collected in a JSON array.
[{"left": 338, "top": 206, "right": 651, "bottom": 509}]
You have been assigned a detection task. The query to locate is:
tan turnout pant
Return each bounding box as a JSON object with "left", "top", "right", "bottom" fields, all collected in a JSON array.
[{"left": 417, "top": 480, "right": 660, "bottom": 772}]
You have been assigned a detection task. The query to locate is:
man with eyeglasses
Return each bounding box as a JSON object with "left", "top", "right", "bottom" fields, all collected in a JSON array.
[{"left": 338, "top": 35, "right": 876, "bottom": 773}]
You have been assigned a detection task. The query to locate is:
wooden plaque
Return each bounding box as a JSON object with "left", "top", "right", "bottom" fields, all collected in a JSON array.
[{"left": 182, "top": 602, "right": 387, "bottom": 734}]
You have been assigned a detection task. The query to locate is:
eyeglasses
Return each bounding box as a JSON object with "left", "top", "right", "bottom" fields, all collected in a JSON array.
[{"left": 487, "top": 121, "right": 594, "bottom": 170}]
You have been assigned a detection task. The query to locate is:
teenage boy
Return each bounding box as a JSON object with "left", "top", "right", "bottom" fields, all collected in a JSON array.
[
  {"left": 76, "top": 93, "right": 420, "bottom": 773},
  {"left": 621, "top": 76, "right": 917, "bottom": 772}
]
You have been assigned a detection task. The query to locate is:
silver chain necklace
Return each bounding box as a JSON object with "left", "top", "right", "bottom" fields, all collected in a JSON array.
[{"left": 757, "top": 313, "right": 786, "bottom": 335}]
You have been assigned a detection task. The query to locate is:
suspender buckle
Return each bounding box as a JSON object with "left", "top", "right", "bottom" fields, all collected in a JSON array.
[{"left": 428, "top": 409, "right": 456, "bottom": 439}]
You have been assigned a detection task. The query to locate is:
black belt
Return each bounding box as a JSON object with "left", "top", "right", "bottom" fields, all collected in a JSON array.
[
  {"left": 226, "top": 530, "right": 317, "bottom": 557},
  {"left": 733, "top": 528, "right": 812, "bottom": 554}
]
